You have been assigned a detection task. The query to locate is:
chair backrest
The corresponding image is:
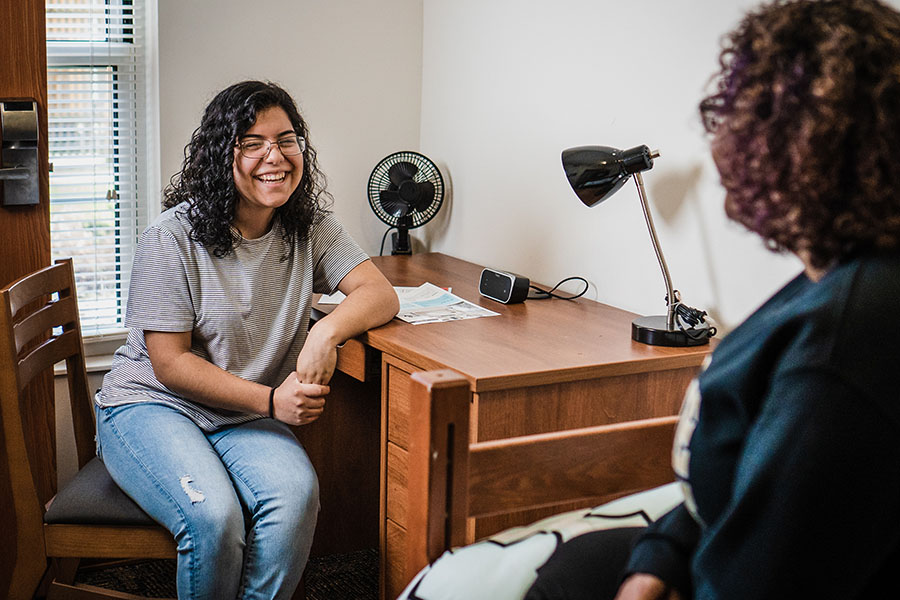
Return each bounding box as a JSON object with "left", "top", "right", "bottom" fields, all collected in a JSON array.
[
  {"left": 404, "top": 369, "right": 678, "bottom": 580},
  {"left": 0, "top": 258, "right": 95, "bottom": 511}
]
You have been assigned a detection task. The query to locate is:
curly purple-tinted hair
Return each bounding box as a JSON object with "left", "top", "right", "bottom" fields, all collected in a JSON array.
[
  {"left": 164, "top": 80, "right": 331, "bottom": 258},
  {"left": 700, "top": 0, "right": 900, "bottom": 268}
]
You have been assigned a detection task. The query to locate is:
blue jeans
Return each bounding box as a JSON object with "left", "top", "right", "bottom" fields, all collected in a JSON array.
[{"left": 96, "top": 402, "right": 319, "bottom": 600}]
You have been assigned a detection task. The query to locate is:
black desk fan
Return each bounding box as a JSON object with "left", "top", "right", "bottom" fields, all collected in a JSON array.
[{"left": 368, "top": 151, "right": 444, "bottom": 255}]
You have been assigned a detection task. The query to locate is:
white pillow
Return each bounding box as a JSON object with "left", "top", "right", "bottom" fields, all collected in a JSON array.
[{"left": 398, "top": 482, "right": 683, "bottom": 600}]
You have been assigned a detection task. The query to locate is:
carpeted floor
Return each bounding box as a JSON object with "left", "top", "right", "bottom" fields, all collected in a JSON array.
[{"left": 74, "top": 548, "right": 379, "bottom": 599}]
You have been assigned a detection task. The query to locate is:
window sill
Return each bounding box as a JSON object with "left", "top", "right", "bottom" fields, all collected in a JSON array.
[
  {"left": 83, "top": 329, "right": 127, "bottom": 358},
  {"left": 82, "top": 330, "right": 125, "bottom": 374},
  {"left": 54, "top": 353, "right": 115, "bottom": 376},
  {"left": 85, "top": 353, "right": 115, "bottom": 373},
  {"left": 53, "top": 329, "right": 125, "bottom": 376}
]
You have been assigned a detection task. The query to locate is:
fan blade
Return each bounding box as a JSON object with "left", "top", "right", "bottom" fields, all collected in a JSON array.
[
  {"left": 379, "top": 190, "right": 410, "bottom": 218},
  {"left": 412, "top": 181, "right": 435, "bottom": 212},
  {"left": 388, "top": 161, "right": 419, "bottom": 186}
]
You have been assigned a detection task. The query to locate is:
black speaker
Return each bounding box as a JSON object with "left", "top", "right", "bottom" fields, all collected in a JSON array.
[{"left": 479, "top": 268, "right": 529, "bottom": 304}]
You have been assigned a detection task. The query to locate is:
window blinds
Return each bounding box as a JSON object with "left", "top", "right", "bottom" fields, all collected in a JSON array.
[{"left": 46, "top": 0, "right": 145, "bottom": 336}]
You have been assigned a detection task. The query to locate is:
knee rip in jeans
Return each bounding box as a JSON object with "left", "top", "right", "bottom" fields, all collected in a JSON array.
[{"left": 179, "top": 475, "right": 206, "bottom": 504}]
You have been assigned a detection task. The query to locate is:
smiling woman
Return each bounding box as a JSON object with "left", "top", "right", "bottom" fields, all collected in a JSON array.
[{"left": 92, "top": 80, "right": 399, "bottom": 599}]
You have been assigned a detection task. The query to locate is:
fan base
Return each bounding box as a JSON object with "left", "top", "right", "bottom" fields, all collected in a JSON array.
[{"left": 391, "top": 231, "right": 412, "bottom": 255}]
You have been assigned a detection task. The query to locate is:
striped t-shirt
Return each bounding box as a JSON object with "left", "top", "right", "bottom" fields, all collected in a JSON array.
[{"left": 96, "top": 202, "right": 369, "bottom": 431}]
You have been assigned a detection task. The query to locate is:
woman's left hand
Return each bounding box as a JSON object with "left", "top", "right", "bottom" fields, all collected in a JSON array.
[{"left": 295, "top": 328, "right": 338, "bottom": 385}]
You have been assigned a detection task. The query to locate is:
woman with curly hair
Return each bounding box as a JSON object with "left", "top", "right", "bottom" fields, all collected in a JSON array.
[
  {"left": 94, "top": 80, "right": 399, "bottom": 599},
  {"left": 524, "top": 1, "right": 900, "bottom": 599}
]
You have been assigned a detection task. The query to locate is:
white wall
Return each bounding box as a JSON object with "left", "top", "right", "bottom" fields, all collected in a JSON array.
[
  {"left": 157, "top": 0, "right": 424, "bottom": 252},
  {"left": 419, "top": 0, "right": 805, "bottom": 331},
  {"left": 56, "top": 369, "right": 106, "bottom": 489}
]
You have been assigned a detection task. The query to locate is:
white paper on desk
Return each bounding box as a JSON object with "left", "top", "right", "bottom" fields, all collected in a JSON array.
[
  {"left": 395, "top": 282, "right": 499, "bottom": 325},
  {"left": 318, "top": 291, "right": 347, "bottom": 304},
  {"left": 318, "top": 283, "right": 496, "bottom": 325},
  {"left": 318, "top": 285, "right": 453, "bottom": 305},
  {"left": 318, "top": 288, "right": 410, "bottom": 305}
]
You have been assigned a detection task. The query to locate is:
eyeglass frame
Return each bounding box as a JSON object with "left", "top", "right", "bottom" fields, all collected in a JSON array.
[{"left": 235, "top": 134, "right": 307, "bottom": 159}]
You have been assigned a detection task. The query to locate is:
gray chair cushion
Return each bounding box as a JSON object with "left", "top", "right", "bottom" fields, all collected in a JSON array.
[{"left": 44, "top": 456, "right": 160, "bottom": 526}]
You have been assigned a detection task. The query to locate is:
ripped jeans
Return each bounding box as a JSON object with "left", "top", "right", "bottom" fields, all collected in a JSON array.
[{"left": 96, "top": 402, "right": 319, "bottom": 600}]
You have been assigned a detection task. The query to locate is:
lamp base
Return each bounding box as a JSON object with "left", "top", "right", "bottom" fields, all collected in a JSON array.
[{"left": 632, "top": 315, "right": 711, "bottom": 347}]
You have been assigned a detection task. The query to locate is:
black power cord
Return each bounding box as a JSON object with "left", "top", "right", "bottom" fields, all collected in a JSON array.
[
  {"left": 527, "top": 276, "right": 589, "bottom": 300},
  {"left": 379, "top": 226, "right": 397, "bottom": 256},
  {"left": 669, "top": 290, "right": 717, "bottom": 340},
  {"left": 524, "top": 275, "right": 716, "bottom": 341}
]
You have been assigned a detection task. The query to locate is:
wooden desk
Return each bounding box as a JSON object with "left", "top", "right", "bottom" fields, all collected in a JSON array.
[{"left": 298, "top": 252, "right": 712, "bottom": 599}]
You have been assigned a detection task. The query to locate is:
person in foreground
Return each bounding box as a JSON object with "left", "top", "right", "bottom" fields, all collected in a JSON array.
[
  {"left": 526, "top": 0, "right": 900, "bottom": 598},
  {"left": 95, "top": 80, "right": 399, "bottom": 599}
]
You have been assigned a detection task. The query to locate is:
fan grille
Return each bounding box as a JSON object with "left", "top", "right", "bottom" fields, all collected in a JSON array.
[{"left": 367, "top": 151, "right": 444, "bottom": 228}]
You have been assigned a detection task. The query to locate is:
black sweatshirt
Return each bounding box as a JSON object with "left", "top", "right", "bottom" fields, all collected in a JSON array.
[{"left": 626, "top": 251, "right": 900, "bottom": 599}]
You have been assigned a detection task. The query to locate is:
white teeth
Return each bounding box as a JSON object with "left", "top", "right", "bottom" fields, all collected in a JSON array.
[{"left": 257, "top": 173, "right": 286, "bottom": 182}]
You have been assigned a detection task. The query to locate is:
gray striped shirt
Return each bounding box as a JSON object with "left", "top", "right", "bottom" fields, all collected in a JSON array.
[{"left": 96, "top": 202, "right": 368, "bottom": 431}]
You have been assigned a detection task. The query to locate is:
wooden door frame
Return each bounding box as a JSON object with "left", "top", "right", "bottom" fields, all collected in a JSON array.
[{"left": 0, "top": 1, "right": 54, "bottom": 597}]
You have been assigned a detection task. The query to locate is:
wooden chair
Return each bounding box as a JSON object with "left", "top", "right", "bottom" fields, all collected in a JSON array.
[
  {"left": 0, "top": 259, "right": 175, "bottom": 599},
  {"left": 404, "top": 369, "right": 679, "bottom": 583}
]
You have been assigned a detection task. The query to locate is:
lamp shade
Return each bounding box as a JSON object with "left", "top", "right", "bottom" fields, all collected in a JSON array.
[{"left": 561, "top": 145, "right": 655, "bottom": 207}]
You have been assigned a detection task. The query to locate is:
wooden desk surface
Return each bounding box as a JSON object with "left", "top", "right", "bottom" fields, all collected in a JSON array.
[{"left": 345, "top": 252, "right": 711, "bottom": 392}]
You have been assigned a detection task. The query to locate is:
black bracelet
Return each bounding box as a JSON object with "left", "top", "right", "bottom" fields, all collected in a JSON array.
[{"left": 268, "top": 386, "right": 276, "bottom": 419}]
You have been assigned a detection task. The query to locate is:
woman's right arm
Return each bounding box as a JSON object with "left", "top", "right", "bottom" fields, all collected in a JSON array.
[{"left": 145, "top": 330, "right": 327, "bottom": 426}]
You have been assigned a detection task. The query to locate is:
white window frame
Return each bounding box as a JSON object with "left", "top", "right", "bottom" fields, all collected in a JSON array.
[{"left": 46, "top": 0, "right": 160, "bottom": 362}]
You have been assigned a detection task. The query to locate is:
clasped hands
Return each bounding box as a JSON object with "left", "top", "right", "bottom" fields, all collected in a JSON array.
[{"left": 270, "top": 331, "right": 337, "bottom": 426}]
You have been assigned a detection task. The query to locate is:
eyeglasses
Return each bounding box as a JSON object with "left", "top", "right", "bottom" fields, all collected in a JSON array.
[{"left": 236, "top": 135, "right": 306, "bottom": 159}]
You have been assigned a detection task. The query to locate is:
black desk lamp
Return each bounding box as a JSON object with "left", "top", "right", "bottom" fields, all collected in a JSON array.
[{"left": 561, "top": 145, "right": 713, "bottom": 346}]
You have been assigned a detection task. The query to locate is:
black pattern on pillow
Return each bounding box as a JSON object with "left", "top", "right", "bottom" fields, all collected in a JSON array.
[{"left": 399, "top": 482, "right": 683, "bottom": 600}]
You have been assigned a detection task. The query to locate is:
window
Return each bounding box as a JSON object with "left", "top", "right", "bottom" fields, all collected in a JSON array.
[{"left": 46, "top": 0, "right": 154, "bottom": 339}]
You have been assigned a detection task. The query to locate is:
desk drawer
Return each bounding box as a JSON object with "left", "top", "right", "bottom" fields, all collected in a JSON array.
[
  {"left": 385, "top": 441, "right": 408, "bottom": 526},
  {"left": 386, "top": 362, "right": 411, "bottom": 449},
  {"left": 382, "top": 356, "right": 417, "bottom": 598},
  {"left": 385, "top": 518, "right": 407, "bottom": 600},
  {"left": 335, "top": 338, "right": 370, "bottom": 382}
]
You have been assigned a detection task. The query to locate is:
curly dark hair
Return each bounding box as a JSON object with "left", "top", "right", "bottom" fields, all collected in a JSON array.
[
  {"left": 699, "top": 0, "right": 900, "bottom": 269},
  {"left": 163, "top": 80, "right": 332, "bottom": 258}
]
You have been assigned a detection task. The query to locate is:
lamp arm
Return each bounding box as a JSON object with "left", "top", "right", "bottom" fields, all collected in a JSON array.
[{"left": 633, "top": 172, "right": 676, "bottom": 331}]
